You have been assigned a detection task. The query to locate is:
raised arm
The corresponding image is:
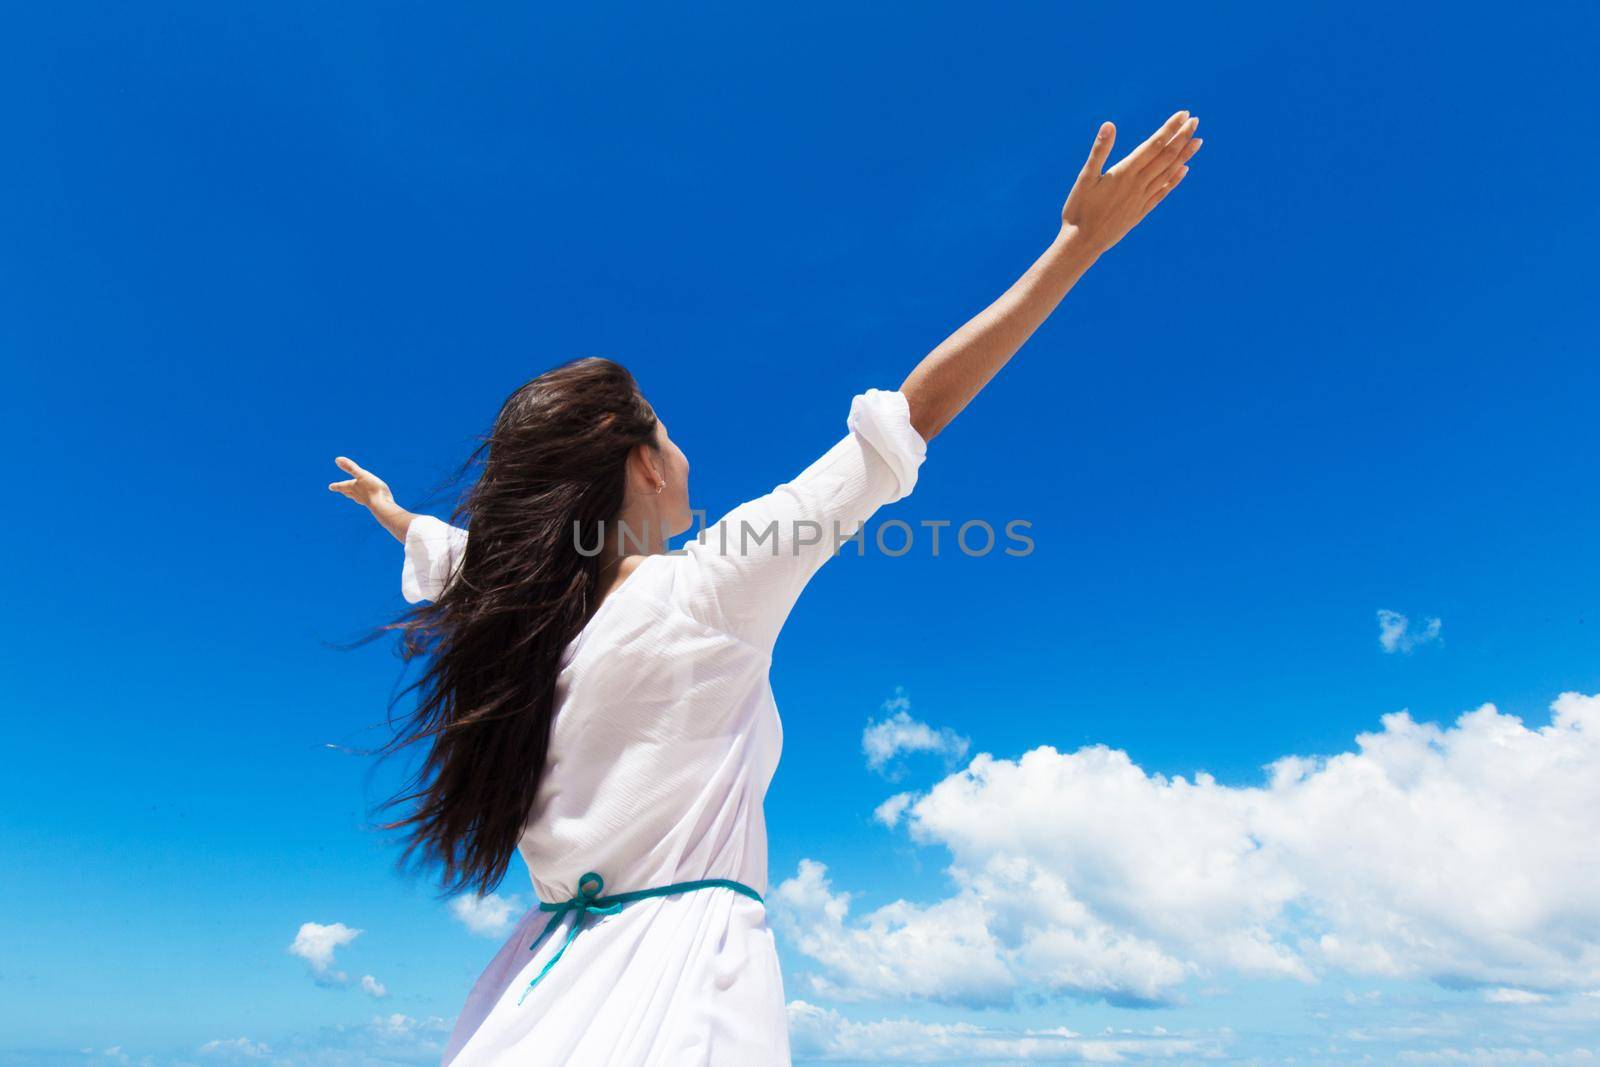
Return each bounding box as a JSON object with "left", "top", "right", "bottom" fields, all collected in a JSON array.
[
  {"left": 900, "top": 110, "right": 1202, "bottom": 441},
  {"left": 328, "top": 456, "right": 469, "bottom": 602}
]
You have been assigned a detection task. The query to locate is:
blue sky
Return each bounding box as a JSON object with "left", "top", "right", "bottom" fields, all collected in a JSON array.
[{"left": 4, "top": 1, "right": 1599, "bottom": 1063}]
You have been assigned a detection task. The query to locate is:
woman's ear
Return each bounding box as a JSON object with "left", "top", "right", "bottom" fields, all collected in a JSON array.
[{"left": 631, "top": 442, "right": 663, "bottom": 493}]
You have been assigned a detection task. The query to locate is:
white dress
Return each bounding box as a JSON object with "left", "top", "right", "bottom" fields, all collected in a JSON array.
[{"left": 399, "top": 389, "right": 927, "bottom": 1067}]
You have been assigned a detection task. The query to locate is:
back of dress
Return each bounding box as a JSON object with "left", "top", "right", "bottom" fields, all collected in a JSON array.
[
  {"left": 524, "top": 552, "right": 781, "bottom": 906},
  {"left": 399, "top": 389, "right": 926, "bottom": 1067}
]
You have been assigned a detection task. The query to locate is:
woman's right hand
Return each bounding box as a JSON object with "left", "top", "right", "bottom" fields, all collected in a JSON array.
[
  {"left": 1061, "top": 109, "right": 1202, "bottom": 255},
  {"left": 329, "top": 456, "right": 395, "bottom": 511},
  {"left": 330, "top": 456, "right": 415, "bottom": 542}
]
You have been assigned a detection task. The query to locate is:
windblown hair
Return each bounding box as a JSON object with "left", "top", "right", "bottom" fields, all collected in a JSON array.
[{"left": 380, "top": 356, "right": 659, "bottom": 897}]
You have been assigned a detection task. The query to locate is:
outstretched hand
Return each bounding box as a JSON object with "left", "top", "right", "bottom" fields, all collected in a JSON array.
[
  {"left": 1062, "top": 109, "right": 1202, "bottom": 254},
  {"left": 328, "top": 456, "right": 395, "bottom": 511},
  {"left": 329, "top": 456, "right": 415, "bottom": 542}
]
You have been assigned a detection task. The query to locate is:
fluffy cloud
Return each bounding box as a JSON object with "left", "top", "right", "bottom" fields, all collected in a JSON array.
[
  {"left": 1325, "top": 984, "right": 1600, "bottom": 1063},
  {"left": 863, "top": 692, "right": 970, "bottom": 777},
  {"left": 1481, "top": 988, "right": 1549, "bottom": 1005},
  {"left": 285, "top": 921, "right": 389, "bottom": 998},
  {"left": 1395, "top": 1050, "right": 1600, "bottom": 1064},
  {"left": 874, "top": 792, "right": 916, "bottom": 828},
  {"left": 780, "top": 692, "right": 1600, "bottom": 1009},
  {"left": 199, "top": 1038, "right": 269, "bottom": 1057},
  {"left": 787, "top": 1000, "right": 1224, "bottom": 1062},
  {"left": 450, "top": 892, "right": 524, "bottom": 937},
  {"left": 288, "top": 921, "right": 362, "bottom": 985},
  {"left": 1378, "top": 609, "right": 1442, "bottom": 653},
  {"left": 774, "top": 860, "right": 1014, "bottom": 1007},
  {"left": 370, "top": 1012, "right": 450, "bottom": 1039},
  {"left": 192, "top": 1014, "right": 452, "bottom": 1065}
]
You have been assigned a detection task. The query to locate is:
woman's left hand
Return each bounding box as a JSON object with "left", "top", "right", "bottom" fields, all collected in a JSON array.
[{"left": 1061, "top": 110, "right": 1202, "bottom": 255}]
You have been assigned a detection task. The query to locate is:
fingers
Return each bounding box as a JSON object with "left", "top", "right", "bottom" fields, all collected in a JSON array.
[
  {"left": 1139, "top": 115, "right": 1199, "bottom": 186},
  {"left": 1145, "top": 134, "right": 1202, "bottom": 197},
  {"left": 1080, "top": 121, "right": 1115, "bottom": 180},
  {"left": 331, "top": 456, "right": 366, "bottom": 497},
  {"left": 1141, "top": 164, "right": 1190, "bottom": 216},
  {"left": 1113, "top": 109, "right": 1189, "bottom": 177}
]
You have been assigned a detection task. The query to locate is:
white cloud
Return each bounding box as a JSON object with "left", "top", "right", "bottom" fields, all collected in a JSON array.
[
  {"left": 787, "top": 1000, "right": 1224, "bottom": 1062},
  {"left": 288, "top": 921, "right": 362, "bottom": 984},
  {"left": 863, "top": 691, "right": 970, "bottom": 777},
  {"left": 371, "top": 1012, "right": 449, "bottom": 1038},
  {"left": 874, "top": 792, "right": 916, "bottom": 828},
  {"left": 1378, "top": 609, "right": 1442, "bottom": 654},
  {"left": 1396, "top": 1049, "right": 1600, "bottom": 1064},
  {"left": 774, "top": 860, "right": 1014, "bottom": 1007},
  {"left": 360, "top": 973, "right": 388, "bottom": 998},
  {"left": 1482, "top": 988, "right": 1549, "bottom": 1005},
  {"left": 195, "top": 1013, "right": 453, "bottom": 1065},
  {"left": 450, "top": 891, "right": 524, "bottom": 937},
  {"left": 780, "top": 691, "right": 1600, "bottom": 1008},
  {"left": 199, "top": 1037, "right": 269, "bottom": 1057}
]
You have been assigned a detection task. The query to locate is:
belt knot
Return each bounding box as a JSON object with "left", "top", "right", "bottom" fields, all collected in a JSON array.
[{"left": 516, "top": 870, "right": 765, "bottom": 1005}]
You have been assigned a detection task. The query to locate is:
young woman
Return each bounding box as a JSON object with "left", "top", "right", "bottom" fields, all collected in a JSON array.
[{"left": 330, "top": 110, "right": 1201, "bottom": 1067}]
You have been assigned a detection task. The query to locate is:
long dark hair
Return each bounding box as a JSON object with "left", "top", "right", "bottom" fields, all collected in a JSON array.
[{"left": 381, "top": 356, "right": 659, "bottom": 897}]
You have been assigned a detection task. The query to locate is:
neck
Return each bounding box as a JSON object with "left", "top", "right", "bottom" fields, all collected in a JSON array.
[{"left": 594, "top": 503, "right": 670, "bottom": 580}]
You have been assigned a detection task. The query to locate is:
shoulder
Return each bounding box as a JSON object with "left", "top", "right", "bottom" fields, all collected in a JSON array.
[
  {"left": 593, "top": 553, "right": 656, "bottom": 610},
  {"left": 616, "top": 553, "right": 651, "bottom": 584}
]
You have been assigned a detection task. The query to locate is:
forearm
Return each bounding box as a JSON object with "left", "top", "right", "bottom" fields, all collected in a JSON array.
[
  {"left": 900, "top": 225, "right": 1102, "bottom": 442},
  {"left": 370, "top": 498, "right": 418, "bottom": 543}
]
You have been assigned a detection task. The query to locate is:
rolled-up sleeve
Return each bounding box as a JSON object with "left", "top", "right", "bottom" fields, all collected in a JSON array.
[
  {"left": 675, "top": 389, "right": 928, "bottom": 651},
  {"left": 401, "top": 514, "right": 470, "bottom": 604}
]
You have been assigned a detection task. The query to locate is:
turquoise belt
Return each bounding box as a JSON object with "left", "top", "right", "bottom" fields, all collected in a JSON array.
[{"left": 518, "top": 870, "right": 764, "bottom": 1004}]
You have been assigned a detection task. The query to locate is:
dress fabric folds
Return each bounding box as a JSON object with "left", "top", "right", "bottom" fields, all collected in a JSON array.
[{"left": 400, "top": 389, "right": 927, "bottom": 1067}]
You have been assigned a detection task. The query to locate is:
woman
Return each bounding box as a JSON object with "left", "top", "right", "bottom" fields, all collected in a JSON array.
[{"left": 330, "top": 111, "right": 1201, "bottom": 1067}]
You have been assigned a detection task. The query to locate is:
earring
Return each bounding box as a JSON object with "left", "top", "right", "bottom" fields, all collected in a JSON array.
[{"left": 655, "top": 479, "right": 665, "bottom": 494}]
